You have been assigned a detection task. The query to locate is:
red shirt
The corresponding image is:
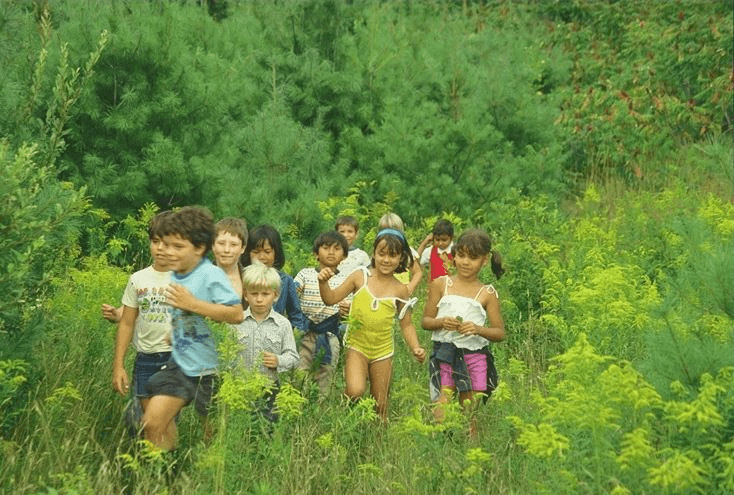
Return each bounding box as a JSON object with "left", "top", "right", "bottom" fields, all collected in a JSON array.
[{"left": 429, "top": 246, "right": 452, "bottom": 281}]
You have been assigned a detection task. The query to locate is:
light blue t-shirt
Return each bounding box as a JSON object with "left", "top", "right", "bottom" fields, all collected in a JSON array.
[{"left": 171, "top": 258, "right": 241, "bottom": 377}]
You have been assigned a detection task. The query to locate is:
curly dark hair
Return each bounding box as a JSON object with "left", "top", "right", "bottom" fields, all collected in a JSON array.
[
  {"left": 432, "top": 218, "right": 454, "bottom": 238},
  {"left": 164, "top": 206, "right": 215, "bottom": 254},
  {"left": 148, "top": 210, "right": 173, "bottom": 240}
]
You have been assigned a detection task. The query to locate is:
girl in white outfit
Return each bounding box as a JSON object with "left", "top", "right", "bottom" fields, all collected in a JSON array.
[{"left": 421, "top": 229, "right": 506, "bottom": 438}]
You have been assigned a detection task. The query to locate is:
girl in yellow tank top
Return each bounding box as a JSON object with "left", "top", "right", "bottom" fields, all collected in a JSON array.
[
  {"left": 317, "top": 229, "right": 426, "bottom": 419},
  {"left": 343, "top": 267, "right": 414, "bottom": 361}
]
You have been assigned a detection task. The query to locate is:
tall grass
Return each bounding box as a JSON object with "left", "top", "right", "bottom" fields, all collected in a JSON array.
[
  {"left": 2, "top": 141, "right": 733, "bottom": 493},
  {"left": 0, "top": 256, "right": 534, "bottom": 494}
]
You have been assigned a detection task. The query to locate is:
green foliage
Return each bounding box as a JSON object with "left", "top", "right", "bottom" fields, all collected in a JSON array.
[
  {"left": 542, "top": 0, "right": 733, "bottom": 178},
  {"left": 56, "top": 1, "right": 240, "bottom": 215},
  {"left": 0, "top": 2, "right": 732, "bottom": 494},
  {"left": 1, "top": 0, "right": 575, "bottom": 238},
  {"left": 333, "top": 1, "right": 567, "bottom": 220},
  {"left": 84, "top": 202, "right": 160, "bottom": 272},
  {"left": 0, "top": 3, "right": 109, "bottom": 169},
  {"left": 1, "top": 0, "right": 731, "bottom": 242},
  {"left": 0, "top": 2, "right": 108, "bottom": 371},
  {"left": 0, "top": 257, "right": 127, "bottom": 491},
  {"left": 0, "top": 140, "right": 88, "bottom": 342},
  {"left": 510, "top": 334, "right": 734, "bottom": 494},
  {"left": 212, "top": 100, "right": 337, "bottom": 234},
  {"left": 0, "top": 359, "right": 28, "bottom": 433}
]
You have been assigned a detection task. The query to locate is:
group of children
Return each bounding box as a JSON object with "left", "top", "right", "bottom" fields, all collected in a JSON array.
[{"left": 105, "top": 207, "right": 505, "bottom": 450}]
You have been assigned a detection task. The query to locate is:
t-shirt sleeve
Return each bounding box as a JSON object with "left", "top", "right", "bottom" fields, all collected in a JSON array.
[
  {"left": 294, "top": 269, "right": 305, "bottom": 294},
  {"left": 120, "top": 274, "right": 138, "bottom": 308},
  {"left": 208, "top": 270, "right": 242, "bottom": 306}
]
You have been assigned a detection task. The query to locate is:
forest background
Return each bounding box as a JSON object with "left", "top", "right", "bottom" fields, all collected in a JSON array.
[{"left": 1, "top": 0, "right": 732, "bottom": 493}]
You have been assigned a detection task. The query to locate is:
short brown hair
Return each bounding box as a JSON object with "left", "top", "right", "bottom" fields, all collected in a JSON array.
[
  {"left": 215, "top": 217, "right": 248, "bottom": 247},
  {"left": 335, "top": 215, "right": 359, "bottom": 232}
]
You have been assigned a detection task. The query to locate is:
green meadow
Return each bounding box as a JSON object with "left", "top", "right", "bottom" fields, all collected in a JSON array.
[{"left": 1, "top": 1, "right": 732, "bottom": 493}]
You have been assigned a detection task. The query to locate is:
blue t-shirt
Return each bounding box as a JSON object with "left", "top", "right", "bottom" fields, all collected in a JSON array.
[{"left": 171, "top": 258, "right": 241, "bottom": 377}]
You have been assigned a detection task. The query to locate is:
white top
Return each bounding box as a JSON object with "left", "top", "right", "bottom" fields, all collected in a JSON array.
[
  {"left": 432, "top": 278, "right": 498, "bottom": 351},
  {"left": 121, "top": 265, "right": 173, "bottom": 354},
  {"left": 337, "top": 247, "right": 371, "bottom": 275}
]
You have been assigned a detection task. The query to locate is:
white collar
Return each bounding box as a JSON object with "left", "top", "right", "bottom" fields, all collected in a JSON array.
[{"left": 436, "top": 243, "right": 453, "bottom": 255}]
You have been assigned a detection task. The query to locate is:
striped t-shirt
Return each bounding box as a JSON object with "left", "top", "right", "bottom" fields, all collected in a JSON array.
[{"left": 293, "top": 267, "right": 349, "bottom": 325}]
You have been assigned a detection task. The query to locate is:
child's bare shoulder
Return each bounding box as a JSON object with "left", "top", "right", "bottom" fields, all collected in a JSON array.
[
  {"left": 349, "top": 267, "right": 366, "bottom": 283},
  {"left": 391, "top": 277, "right": 411, "bottom": 299},
  {"left": 479, "top": 284, "right": 500, "bottom": 305}
]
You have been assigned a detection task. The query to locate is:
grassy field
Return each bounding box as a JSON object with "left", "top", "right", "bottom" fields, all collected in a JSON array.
[{"left": 3, "top": 143, "right": 733, "bottom": 493}]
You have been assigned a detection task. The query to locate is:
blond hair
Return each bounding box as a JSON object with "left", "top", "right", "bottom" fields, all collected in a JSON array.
[
  {"left": 378, "top": 212, "right": 405, "bottom": 232},
  {"left": 242, "top": 262, "right": 281, "bottom": 295}
]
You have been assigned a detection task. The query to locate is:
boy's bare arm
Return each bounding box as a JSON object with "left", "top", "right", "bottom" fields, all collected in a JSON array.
[
  {"left": 199, "top": 302, "right": 244, "bottom": 324},
  {"left": 112, "top": 306, "right": 138, "bottom": 396},
  {"left": 102, "top": 304, "right": 123, "bottom": 323},
  {"left": 166, "top": 284, "right": 244, "bottom": 323},
  {"left": 416, "top": 233, "right": 433, "bottom": 258}
]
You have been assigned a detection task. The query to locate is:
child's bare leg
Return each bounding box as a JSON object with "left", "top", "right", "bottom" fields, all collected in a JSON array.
[
  {"left": 459, "top": 391, "right": 480, "bottom": 439},
  {"left": 344, "top": 349, "right": 369, "bottom": 401},
  {"left": 368, "top": 357, "right": 393, "bottom": 420},
  {"left": 433, "top": 386, "right": 456, "bottom": 423},
  {"left": 142, "top": 395, "right": 186, "bottom": 451}
]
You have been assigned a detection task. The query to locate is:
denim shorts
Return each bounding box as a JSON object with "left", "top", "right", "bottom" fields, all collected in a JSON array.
[
  {"left": 146, "top": 359, "right": 218, "bottom": 417},
  {"left": 133, "top": 352, "right": 171, "bottom": 397}
]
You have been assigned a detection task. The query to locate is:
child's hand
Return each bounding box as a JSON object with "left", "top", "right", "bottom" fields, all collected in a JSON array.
[
  {"left": 339, "top": 300, "right": 351, "bottom": 317},
  {"left": 458, "top": 321, "right": 481, "bottom": 336},
  {"left": 422, "top": 233, "right": 434, "bottom": 245},
  {"left": 317, "top": 267, "right": 337, "bottom": 282},
  {"left": 262, "top": 352, "right": 278, "bottom": 370},
  {"left": 412, "top": 346, "right": 426, "bottom": 363},
  {"left": 101, "top": 304, "right": 121, "bottom": 323},
  {"left": 441, "top": 316, "right": 461, "bottom": 331},
  {"left": 112, "top": 367, "right": 129, "bottom": 397},
  {"left": 165, "top": 283, "right": 196, "bottom": 311}
]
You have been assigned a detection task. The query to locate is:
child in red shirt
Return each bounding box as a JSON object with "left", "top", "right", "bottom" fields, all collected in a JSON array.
[{"left": 417, "top": 219, "right": 455, "bottom": 281}]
